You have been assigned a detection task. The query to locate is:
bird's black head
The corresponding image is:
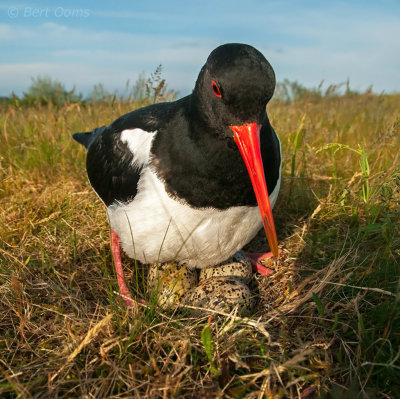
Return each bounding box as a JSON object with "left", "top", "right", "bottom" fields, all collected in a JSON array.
[
  {"left": 190, "top": 43, "right": 279, "bottom": 257},
  {"left": 191, "top": 43, "right": 276, "bottom": 137}
]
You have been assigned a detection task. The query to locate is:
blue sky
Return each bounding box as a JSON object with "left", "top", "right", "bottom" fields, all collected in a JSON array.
[{"left": 1, "top": 0, "right": 400, "bottom": 97}]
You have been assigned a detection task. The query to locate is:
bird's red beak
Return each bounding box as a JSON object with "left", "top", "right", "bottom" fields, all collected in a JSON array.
[{"left": 229, "top": 123, "right": 279, "bottom": 257}]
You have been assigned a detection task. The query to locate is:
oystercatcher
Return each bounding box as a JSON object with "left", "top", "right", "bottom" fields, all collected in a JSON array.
[{"left": 73, "top": 43, "right": 281, "bottom": 307}]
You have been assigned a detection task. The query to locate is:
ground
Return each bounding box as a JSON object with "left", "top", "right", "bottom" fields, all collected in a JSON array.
[{"left": 0, "top": 92, "right": 399, "bottom": 398}]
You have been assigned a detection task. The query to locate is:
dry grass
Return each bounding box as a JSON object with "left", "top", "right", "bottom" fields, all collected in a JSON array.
[{"left": 0, "top": 92, "right": 399, "bottom": 398}]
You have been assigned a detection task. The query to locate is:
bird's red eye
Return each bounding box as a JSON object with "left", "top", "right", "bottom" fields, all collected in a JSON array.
[{"left": 211, "top": 80, "right": 222, "bottom": 98}]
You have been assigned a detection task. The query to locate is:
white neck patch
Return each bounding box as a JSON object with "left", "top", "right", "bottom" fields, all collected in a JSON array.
[{"left": 120, "top": 128, "right": 156, "bottom": 169}]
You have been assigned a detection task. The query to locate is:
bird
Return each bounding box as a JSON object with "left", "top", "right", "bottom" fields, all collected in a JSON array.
[{"left": 73, "top": 43, "right": 282, "bottom": 308}]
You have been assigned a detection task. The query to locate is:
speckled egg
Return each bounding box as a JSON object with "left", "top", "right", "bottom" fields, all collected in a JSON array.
[
  {"left": 184, "top": 276, "right": 256, "bottom": 316},
  {"left": 147, "top": 262, "right": 198, "bottom": 308},
  {"left": 199, "top": 251, "right": 253, "bottom": 284}
]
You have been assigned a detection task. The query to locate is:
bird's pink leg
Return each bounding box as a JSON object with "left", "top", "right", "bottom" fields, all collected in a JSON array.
[
  {"left": 111, "top": 230, "right": 136, "bottom": 308},
  {"left": 243, "top": 251, "right": 281, "bottom": 276}
]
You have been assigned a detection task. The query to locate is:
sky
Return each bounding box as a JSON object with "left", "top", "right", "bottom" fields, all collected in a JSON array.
[{"left": 1, "top": 0, "right": 400, "bottom": 98}]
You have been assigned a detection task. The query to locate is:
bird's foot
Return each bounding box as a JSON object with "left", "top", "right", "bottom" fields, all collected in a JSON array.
[
  {"left": 111, "top": 230, "right": 137, "bottom": 309},
  {"left": 243, "top": 251, "right": 281, "bottom": 276}
]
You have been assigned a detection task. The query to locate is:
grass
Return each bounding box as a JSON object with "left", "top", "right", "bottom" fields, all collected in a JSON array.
[{"left": 0, "top": 91, "right": 399, "bottom": 398}]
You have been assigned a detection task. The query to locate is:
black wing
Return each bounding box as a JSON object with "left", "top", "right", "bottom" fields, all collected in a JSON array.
[
  {"left": 73, "top": 100, "right": 185, "bottom": 207},
  {"left": 84, "top": 126, "right": 143, "bottom": 206},
  {"left": 73, "top": 126, "right": 106, "bottom": 150}
]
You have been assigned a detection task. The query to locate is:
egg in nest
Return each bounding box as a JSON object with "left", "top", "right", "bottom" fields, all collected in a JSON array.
[
  {"left": 147, "top": 251, "right": 256, "bottom": 314},
  {"left": 147, "top": 262, "right": 197, "bottom": 308}
]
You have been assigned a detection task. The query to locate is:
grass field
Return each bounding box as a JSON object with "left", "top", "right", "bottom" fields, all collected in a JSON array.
[{"left": 0, "top": 90, "right": 399, "bottom": 398}]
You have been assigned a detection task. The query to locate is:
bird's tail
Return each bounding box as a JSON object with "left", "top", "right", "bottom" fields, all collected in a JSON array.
[{"left": 72, "top": 126, "right": 106, "bottom": 150}]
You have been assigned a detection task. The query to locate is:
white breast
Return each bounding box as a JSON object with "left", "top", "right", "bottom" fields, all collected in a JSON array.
[{"left": 109, "top": 168, "right": 269, "bottom": 268}]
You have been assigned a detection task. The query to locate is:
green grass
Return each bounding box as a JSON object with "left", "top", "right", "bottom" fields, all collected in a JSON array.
[{"left": 0, "top": 92, "right": 399, "bottom": 398}]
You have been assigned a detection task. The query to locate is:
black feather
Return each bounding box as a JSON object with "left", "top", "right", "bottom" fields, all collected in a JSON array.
[{"left": 72, "top": 126, "right": 107, "bottom": 150}]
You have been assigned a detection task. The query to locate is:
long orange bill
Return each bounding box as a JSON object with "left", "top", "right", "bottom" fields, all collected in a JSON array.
[{"left": 229, "top": 123, "right": 279, "bottom": 257}]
